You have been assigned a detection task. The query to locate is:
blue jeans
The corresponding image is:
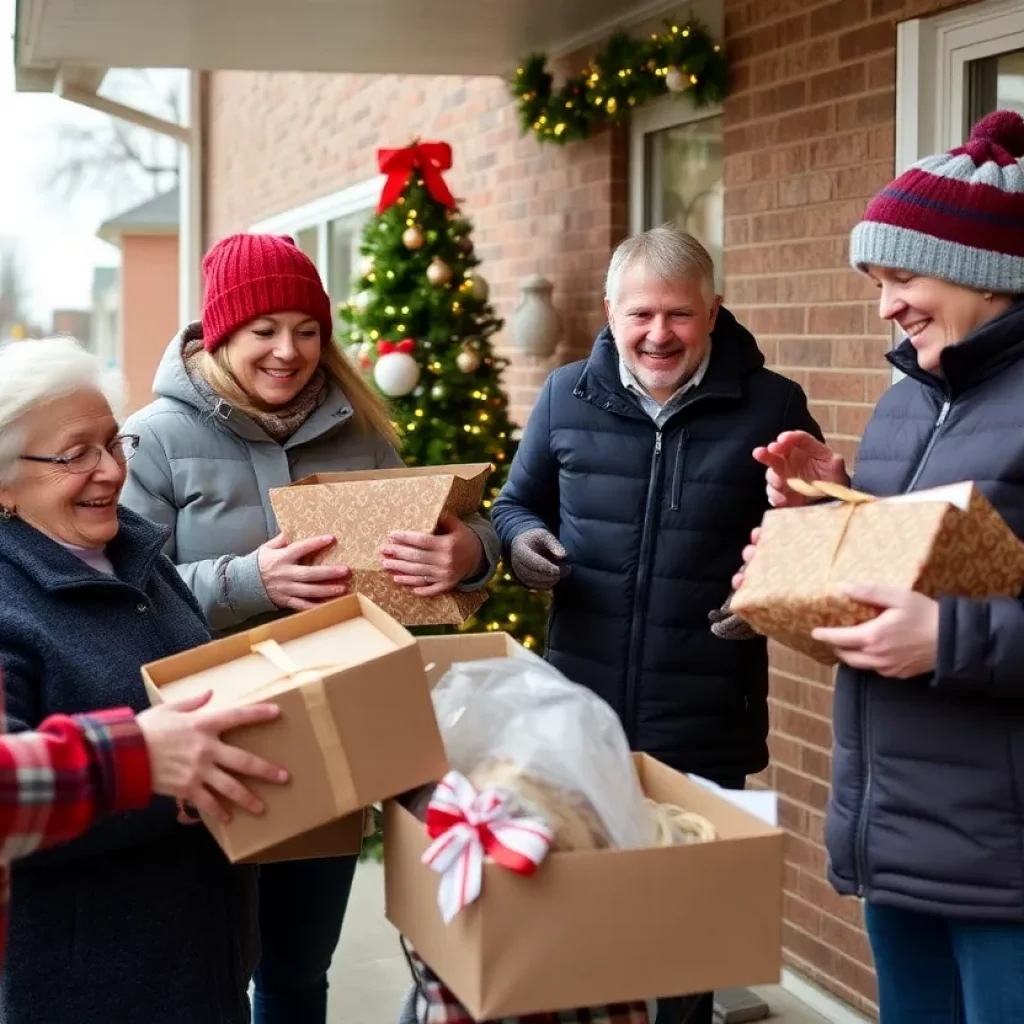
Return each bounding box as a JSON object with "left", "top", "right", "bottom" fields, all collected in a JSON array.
[
  {"left": 252, "top": 855, "right": 358, "bottom": 1024},
  {"left": 865, "top": 902, "right": 1024, "bottom": 1024}
]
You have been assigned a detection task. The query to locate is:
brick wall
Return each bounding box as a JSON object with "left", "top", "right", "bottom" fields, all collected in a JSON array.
[
  {"left": 721, "top": 0, "right": 977, "bottom": 1016},
  {"left": 203, "top": 72, "right": 629, "bottom": 423}
]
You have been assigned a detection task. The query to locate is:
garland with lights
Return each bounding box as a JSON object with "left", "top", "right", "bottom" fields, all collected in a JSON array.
[{"left": 511, "top": 20, "right": 728, "bottom": 144}]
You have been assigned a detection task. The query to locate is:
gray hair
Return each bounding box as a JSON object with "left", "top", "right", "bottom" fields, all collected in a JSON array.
[
  {"left": 0, "top": 337, "right": 122, "bottom": 485},
  {"left": 605, "top": 225, "right": 716, "bottom": 308}
]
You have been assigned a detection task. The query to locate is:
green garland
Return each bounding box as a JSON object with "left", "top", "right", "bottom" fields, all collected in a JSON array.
[{"left": 511, "top": 20, "right": 728, "bottom": 145}]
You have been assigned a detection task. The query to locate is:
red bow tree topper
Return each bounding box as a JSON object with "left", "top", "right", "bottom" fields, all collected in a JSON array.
[{"left": 376, "top": 141, "right": 456, "bottom": 214}]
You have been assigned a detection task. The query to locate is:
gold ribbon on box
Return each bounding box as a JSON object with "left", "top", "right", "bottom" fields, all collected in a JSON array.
[
  {"left": 787, "top": 478, "right": 875, "bottom": 580},
  {"left": 249, "top": 640, "right": 360, "bottom": 820}
]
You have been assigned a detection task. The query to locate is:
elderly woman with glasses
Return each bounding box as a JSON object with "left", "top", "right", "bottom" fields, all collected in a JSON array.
[{"left": 0, "top": 337, "right": 288, "bottom": 1024}]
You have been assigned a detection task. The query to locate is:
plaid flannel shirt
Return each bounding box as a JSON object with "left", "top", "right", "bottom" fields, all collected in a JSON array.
[
  {"left": 404, "top": 947, "right": 651, "bottom": 1024},
  {"left": 0, "top": 672, "right": 152, "bottom": 970}
]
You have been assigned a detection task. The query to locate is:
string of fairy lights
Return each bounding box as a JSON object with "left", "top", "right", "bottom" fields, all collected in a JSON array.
[{"left": 511, "top": 20, "right": 728, "bottom": 145}]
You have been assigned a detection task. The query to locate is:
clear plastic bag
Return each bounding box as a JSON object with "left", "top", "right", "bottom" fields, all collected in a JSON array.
[{"left": 429, "top": 655, "right": 657, "bottom": 850}]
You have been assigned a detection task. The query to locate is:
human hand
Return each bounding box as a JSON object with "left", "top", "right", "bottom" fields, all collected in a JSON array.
[
  {"left": 730, "top": 526, "right": 761, "bottom": 593},
  {"left": 753, "top": 431, "right": 848, "bottom": 508},
  {"left": 811, "top": 584, "right": 939, "bottom": 678},
  {"left": 257, "top": 533, "right": 350, "bottom": 611},
  {"left": 510, "top": 528, "right": 569, "bottom": 591},
  {"left": 137, "top": 691, "right": 289, "bottom": 824},
  {"left": 380, "top": 515, "right": 485, "bottom": 596}
]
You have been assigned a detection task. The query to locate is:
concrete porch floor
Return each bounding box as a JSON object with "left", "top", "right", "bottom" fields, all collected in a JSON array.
[{"left": 326, "top": 863, "right": 830, "bottom": 1024}]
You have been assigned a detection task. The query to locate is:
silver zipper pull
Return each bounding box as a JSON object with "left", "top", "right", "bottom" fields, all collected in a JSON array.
[{"left": 654, "top": 432, "right": 663, "bottom": 455}]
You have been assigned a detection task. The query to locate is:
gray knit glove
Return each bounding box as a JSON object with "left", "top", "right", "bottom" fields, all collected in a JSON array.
[
  {"left": 510, "top": 528, "right": 570, "bottom": 590},
  {"left": 708, "top": 595, "right": 761, "bottom": 641}
]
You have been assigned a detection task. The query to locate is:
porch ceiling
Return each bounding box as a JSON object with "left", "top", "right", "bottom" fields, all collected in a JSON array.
[{"left": 15, "top": 0, "right": 679, "bottom": 91}]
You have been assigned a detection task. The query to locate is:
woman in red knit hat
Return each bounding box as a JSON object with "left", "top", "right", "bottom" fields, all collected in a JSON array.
[{"left": 121, "top": 232, "right": 500, "bottom": 1024}]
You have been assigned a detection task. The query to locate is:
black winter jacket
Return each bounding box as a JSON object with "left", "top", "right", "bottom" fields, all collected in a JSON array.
[
  {"left": 827, "top": 299, "right": 1024, "bottom": 920},
  {"left": 491, "top": 310, "right": 821, "bottom": 782}
]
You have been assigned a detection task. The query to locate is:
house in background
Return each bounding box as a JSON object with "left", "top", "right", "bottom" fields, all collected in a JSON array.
[
  {"left": 14, "top": 0, "right": 1024, "bottom": 1018},
  {"left": 96, "top": 187, "right": 179, "bottom": 413},
  {"left": 89, "top": 265, "right": 119, "bottom": 367},
  {"left": 51, "top": 307, "right": 92, "bottom": 346}
]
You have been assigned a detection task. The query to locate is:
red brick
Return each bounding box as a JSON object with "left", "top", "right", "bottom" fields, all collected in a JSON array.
[
  {"left": 810, "top": 0, "right": 871, "bottom": 35},
  {"left": 832, "top": 335, "right": 892, "bottom": 368},
  {"left": 809, "top": 131, "right": 871, "bottom": 170},
  {"left": 836, "top": 90, "right": 897, "bottom": 131},
  {"left": 808, "top": 370, "right": 865, "bottom": 402},
  {"left": 775, "top": 705, "right": 834, "bottom": 749},
  {"left": 750, "top": 307, "right": 807, "bottom": 334},
  {"left": 778, "top": 105, "right": 835, "bottom": 144},
  {"left": 808, "top": 304, "right": 866, "bottom": 334},
  {"left": 778, "top": 171, "right": 835, "bottom": 208},
  {"left": 838, "top": 22, "right": 896, "bottom": 61},
  {"left": 808, "top": 64, "right": 869, "bottom": 103},
  {"left": 778, "top": 336, "right": 831, "bottom": 366}
]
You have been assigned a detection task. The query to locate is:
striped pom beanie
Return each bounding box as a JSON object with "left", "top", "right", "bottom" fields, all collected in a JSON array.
[
  {"left": 850, "top": 109, "right": 1024, "bottom": 294},
  {"left": 201, "top": 233, "right": 334, "bottom": 353}
]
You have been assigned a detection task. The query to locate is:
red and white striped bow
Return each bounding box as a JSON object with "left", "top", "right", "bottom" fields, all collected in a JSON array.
[{"left": 421, "top": 771, "right": 554, "bottom": 924}]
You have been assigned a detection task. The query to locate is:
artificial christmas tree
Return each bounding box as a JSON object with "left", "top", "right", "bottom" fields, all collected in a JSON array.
[{"left": 337, "top": 140, "right": 550, "bottom": 652}]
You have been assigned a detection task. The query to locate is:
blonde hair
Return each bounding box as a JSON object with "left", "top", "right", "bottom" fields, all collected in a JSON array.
[
  {"left": 202, "top": 336, "right": 399, "bottom": 449},
  {"left": 605, "top": 225, "right": 717, "bottom": 308}
]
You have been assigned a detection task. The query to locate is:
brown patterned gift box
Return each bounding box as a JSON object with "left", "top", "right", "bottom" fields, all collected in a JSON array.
[
  {"left": 729, "top": 480, "right": 1024, "bottom": 666},
  {"left": 269, "top": 464, "right": 492, "bottom": 626}
]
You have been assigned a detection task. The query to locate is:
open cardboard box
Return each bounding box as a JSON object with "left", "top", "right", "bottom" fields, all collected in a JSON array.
[
  {"left": 269, "top": 464, "right": 493, "bottom": 627},
  {"left": 142, "top": 595, "right": 448, "bottom": 864},
  {"left": 416, "top": 631, "right": 540, "bottom": 688},
  {"left": 383, "top": 753, "right": 784, "bottom": 1019}
]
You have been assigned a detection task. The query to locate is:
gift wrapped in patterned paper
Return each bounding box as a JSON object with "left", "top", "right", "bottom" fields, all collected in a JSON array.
[
  {"left": 269, "top": 464, "right": 491, "bottom": 626},
  {"left": 729, "top": 479, "right": 1024, "bottom": 666}
]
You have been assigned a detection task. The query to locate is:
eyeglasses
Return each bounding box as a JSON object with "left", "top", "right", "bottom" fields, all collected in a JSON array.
[{"left": 20, "top": 434, "right": 141, "bottom": 474}]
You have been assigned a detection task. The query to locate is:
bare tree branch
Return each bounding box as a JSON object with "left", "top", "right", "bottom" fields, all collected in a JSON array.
[{"left": 44, "top": 70, "right": 184, "bottom": 204}]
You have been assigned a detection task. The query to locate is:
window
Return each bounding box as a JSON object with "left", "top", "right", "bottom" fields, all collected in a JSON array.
[
  {"left": 629, "top": 96, "right": 724, "bottom": 291},
  {"left": 896, "top": 0, "right": 1024, "bottom": 170},
  {"left": 249, "top": 176, "right": 384, "bottom": 316}
]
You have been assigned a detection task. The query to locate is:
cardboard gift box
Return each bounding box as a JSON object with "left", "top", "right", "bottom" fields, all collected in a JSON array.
[
  {"left": 417, "top": 631, "right": 540, "bottom": 688},
  {"left": 269, "top": 464, "right": 493, "bottom": 627},
  {"left": 142, "top": 595, "right": 448, "bottom": 864},
  {"left": 730, "top": 480, "right": 1024, "bottom": 665},
  {"left": 383, "top": 753, "right": 783, "bottom": 1018}
]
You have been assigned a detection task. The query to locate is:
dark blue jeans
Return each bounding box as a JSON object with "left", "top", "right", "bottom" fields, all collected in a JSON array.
[
  {"left": 252, "top": 854, "right": 358, "bottom": 1024},
  {"left": 865, "top": 902, "right": 1024, "bottom": 1024}
]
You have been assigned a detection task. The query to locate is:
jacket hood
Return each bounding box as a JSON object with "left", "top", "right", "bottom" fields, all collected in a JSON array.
[{"left": 150, "top": 322, "right": 356, "bottom": 446}]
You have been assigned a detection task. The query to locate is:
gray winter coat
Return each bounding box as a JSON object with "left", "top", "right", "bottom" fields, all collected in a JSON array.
[{"left": 121, "top": 325, "right": 500, "bottom": 634}]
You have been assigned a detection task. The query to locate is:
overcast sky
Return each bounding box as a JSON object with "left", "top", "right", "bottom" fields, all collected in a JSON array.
[{"left": 0, "top": 0, "right": 180, "bottom": 324}]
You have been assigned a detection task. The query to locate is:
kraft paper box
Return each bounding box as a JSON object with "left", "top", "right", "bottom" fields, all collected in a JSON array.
[
  {"left": 269, "top": 464, "right": 493, "bottom": 627},
  {"left": 730, "top": 481, "right": 1024, "bottom": 666},
  {"left": 383, "top": 753, "right": 783, "bottom": 1018},
  {"left": 416, "top": 631, "right": 540, "bottom": 688},
  {"left": 142, "top": 595, "right": 448, "bottom": 864}
]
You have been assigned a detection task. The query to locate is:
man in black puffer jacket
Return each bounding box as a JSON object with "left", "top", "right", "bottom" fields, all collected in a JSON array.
[{"left": 492, "top": 227, "right": 821, "bottom": 789}]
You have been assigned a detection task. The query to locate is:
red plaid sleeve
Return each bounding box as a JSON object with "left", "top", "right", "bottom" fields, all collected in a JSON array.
[
  {"left": 0, "top": 707, "right": 152, "bottom": 862},
  {"left": 0, "top": 700, "right": 153, "bottom": 971}
]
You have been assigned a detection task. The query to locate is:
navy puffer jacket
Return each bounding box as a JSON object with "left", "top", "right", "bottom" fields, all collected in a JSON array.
[
  {"left": 827, "top": 299, "right": 1024, "bottom": 920},
  {"left": 492, "top": 311, "right": 821, "bottom": 782}
]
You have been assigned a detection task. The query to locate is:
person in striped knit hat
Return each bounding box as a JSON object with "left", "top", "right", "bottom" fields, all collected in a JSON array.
[{"left": 731, "top": 109, "right": 1024, "bottom": 1023}]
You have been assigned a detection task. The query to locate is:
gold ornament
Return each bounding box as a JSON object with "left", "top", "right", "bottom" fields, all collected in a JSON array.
[
  {"left": 426, "top": 257, "right": 453, "bottom": 286},
  {"left": 357, "top": 253, "right": 375, "bottom": 278},
  {"left": 469, "top": 275, "right": 490, "bottom": 301},
  {"left": 456, "top": 347, "right": 481, "bottom": 373},
  {"left": 402, "top": 224, "right": 425, "bottom": 250}
]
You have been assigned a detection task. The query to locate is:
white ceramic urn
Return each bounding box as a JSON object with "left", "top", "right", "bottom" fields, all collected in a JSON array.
[{"left": 510, "top": 275, "right": 562, "bottom": 358}]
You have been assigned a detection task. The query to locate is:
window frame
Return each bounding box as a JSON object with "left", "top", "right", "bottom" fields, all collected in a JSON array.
[
  {"left": 248, "top": 176, "right": 384, "bottom": 291},
  {"left": 628, "top": 94, "right": 724, "bottom": 236}
]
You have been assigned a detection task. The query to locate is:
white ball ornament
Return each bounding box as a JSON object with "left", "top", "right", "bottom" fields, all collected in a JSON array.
[
  {"left": 456, "top": 347, "right": 481, "bottom": 373},
  {"left": 665, "top": 66, "right": 686, "bottom": 93},
  {"left": 357, "top": 254, "right": 375, "bottom": 278},
  {"left": 353, "top": 290, "right": 373, "bottom": 314},
  {"left": 373, "top": 339, "right": 421, "bottom": 397}
]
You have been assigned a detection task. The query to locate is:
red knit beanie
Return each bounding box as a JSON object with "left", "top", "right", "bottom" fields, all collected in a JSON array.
[{"left": 200, "top": 233, "right": 334, "bottom": 353}]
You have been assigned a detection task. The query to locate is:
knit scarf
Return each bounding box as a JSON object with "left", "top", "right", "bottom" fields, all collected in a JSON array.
[{"left": 182, "top": 334, "right": 328, "bottom": 443}]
